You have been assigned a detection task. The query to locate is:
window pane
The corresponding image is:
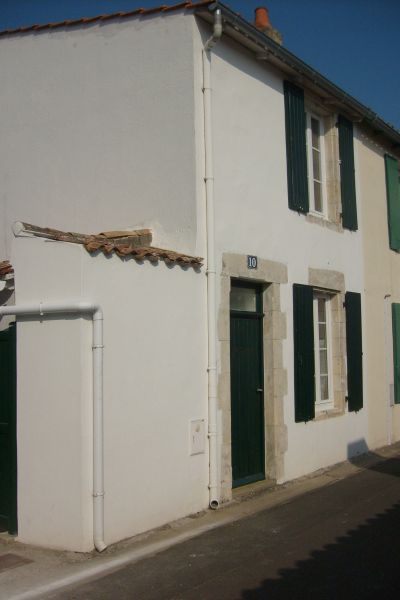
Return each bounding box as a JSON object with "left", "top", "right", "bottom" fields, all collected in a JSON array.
[
  {"left": 319, "top": 349, "right": 328, "bottom": 374},
  {"left": 318, "top": 298, "right": 326, "bottom": 322},
  {"left": 320, "top": 375, "right": 329, "bottom": 400},
  {"left": 311, "top": 117, "right": 320, "bottom": 148},
  {"left": 313, "top": 149, "right": 321, "bottom": 181},
  {"left": 230, "top": 287, "right": 257, "bottom": 312},
  {"left": 314, "top": 182, "right": 323, "bottom": 212}
]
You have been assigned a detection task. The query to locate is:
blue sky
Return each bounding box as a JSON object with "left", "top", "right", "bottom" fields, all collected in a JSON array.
[{"left": 1, "top": 0, "right": 399, "bottom": 130}]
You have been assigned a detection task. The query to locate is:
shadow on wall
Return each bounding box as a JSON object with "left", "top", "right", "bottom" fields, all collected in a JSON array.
[
  {"left": 240, "top": 443, "right": 400, "bottom": 599},
  {"left": 348, "top": 438, "right": 400, "bottom": 480},
  {"left": 347, "top": 437, "right": 369, "bottom": 458}
]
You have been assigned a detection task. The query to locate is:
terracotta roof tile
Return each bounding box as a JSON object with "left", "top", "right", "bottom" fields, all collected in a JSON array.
[
  {"left": 84, "top": 240, "right": 201, "bottom": 266},
  {"left": 0, "top": 1, "right": 213, "bottom": 37},
  {"left": 18, "top": 222, "right": 203, "bottom": 268},
  {"left": 0, "top": 261, "right": 14, "bottom": 278}
]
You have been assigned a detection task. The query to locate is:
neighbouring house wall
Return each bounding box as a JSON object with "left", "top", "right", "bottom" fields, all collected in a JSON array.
[
  {"left": 192, "top": 23, "right": 367, "bottom": 490},
  {"left": 357, "top": 131, "right": 400, "bottom": 449},
  {"left": 0, "top": 11, "right": 202, "bottom": 259},
  {"left": 12, "top": 237, "right": 92, "bottom": 551},
  {"left": 12, "top": 234, "right": 208, "bottom": 550},
  {"left": 1, "top": 12, "right": 210, "bottom": 551}
]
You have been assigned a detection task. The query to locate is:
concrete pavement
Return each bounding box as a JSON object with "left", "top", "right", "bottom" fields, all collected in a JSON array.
[{"left": 2, "top": 443, "right": 400, "bottom": 599}]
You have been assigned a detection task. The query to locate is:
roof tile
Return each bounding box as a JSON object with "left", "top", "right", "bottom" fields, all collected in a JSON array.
[
  {"left": 0, "top": 261, "right": 14, "bottom": 278},
  {"left": 0, "top": 1, "right": 213, "bottom": 37},
  {"left": 18, "top": 222, "right": 203, "bottom": 268}
]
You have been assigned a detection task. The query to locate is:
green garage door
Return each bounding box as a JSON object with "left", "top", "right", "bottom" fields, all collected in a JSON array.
[{"left": 0, "top": 323, "right": 17, "bottom": 534}]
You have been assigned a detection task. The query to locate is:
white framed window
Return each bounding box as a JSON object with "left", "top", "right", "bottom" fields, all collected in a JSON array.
[
  {"left": 313, "top": 291, "right": 334, "bottom": 410},
  {"left": 306, "top": 113, "right": 327, "bottom": 216}
]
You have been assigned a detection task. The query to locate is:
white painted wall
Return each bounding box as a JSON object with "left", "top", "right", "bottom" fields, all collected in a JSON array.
[
  {"left": 357, "top": 131, "right": 400, "bottom": 449},
  {"left": 195, "top": 28, "right": 368, "bottom": 482},
  {"left": 1, "top": 12, "right": 209, "bottom": 550},
  {"left": 81, "top": 246, "right": 208, "bottom": 546},
  {"left": 12, "top": 233, "right": 208, "bottom": 550},
  {"left": 12, "top": 237, "right": 93, "bottom": 551},
  {"left": 0, "top": 12, "right": 201, "bottom": 258}
]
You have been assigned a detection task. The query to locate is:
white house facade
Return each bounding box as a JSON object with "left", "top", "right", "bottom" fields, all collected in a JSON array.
[{"left": 0, "top": 1, "right": 399, "bottom": 552}]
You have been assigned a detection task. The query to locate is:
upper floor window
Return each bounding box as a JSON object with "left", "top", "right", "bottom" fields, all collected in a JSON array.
[
  {"left": 306, "top": 113, "right": 326, "bottom": 216},
  {"left": 284, "top": 80, "right": 358, "bottom": 231},
  {"left": 385, "top": 154, "right": 400, "bottom": 251}
]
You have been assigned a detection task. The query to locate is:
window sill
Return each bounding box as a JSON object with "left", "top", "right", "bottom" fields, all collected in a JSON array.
[
  {"left": 305, "top": 212, "right": 343, "bottom": 233},
  {"left": 314, "top": 406, "right": 344, "bottom": 421}
]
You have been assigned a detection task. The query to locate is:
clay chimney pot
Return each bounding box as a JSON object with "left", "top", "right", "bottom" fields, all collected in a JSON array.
[{"left": 255, "top": 6, "right": 272, "bottom": 31}]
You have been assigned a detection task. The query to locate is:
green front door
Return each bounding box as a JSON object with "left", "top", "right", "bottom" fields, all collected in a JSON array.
[
  {"left": 230, "top": 283, "right": 265, "bottom": 488},
  {"left": 0, "top": 324, "right": 17, "bottom": 534}
]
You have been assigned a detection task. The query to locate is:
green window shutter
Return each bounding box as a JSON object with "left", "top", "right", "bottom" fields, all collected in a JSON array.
[
  {"left": 338, "top": 115, "right": 358, "bottom": 231},
  {"left": 392, "top": 303, "right": 400, "bottom": 404},
  {"left": 293, "top": 284, "right": 315, "bottom": 422},
  {"left": 284, "top": 81, "right": 309, "bottom": 214},
  {"left": 385, "top": 154, "right": 400, "bottom": 251},
  {"left": 345, "top": 292, "right": 363, "bottom": 412}
]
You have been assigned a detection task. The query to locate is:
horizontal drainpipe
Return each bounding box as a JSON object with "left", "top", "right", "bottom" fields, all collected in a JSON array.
[
  {"left": 203, "top": 8, "right": 222, "bottom": 510},
  {"left": 0, "top": 301, "right": 106, "bottom": 553}
]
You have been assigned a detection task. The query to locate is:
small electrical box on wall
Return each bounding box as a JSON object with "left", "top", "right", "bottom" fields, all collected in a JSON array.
[{"left": 190, "top": 419, "right": 205, "bottom": 455}]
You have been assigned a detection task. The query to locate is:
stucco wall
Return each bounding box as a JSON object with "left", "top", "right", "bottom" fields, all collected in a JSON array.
[
  {"left": 12, "top": 234, "right": 208, "bottom": 550},
  {"left": 0, "top": 12, "right": 200, "bottom": 258},
  {"left": 193, "top": 25, "right": 368, "bottom": 483},
  {"left": 357, "top": 131, "right": 400, "bottom": 449},
  {"left": 12, "top": 237, "right": 93, "bottom": 550},
  {"left": 1, "top": 12, "right": 209, "bottom": 550}
]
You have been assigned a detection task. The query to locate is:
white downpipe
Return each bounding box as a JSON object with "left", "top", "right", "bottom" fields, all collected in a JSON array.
[
  {"left": 0, "top": 301, "right": 107, "bottom": 552},
  {"left": 384, "top": 294, "right": 393, "bottom": 445},
  {"left": 203, "top": 9, "right": 222, "bottom": 510}
]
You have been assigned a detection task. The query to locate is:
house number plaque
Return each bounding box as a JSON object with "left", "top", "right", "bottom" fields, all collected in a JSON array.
[{"left": 247, "top": 255, "right": 257, "bottom": 269}]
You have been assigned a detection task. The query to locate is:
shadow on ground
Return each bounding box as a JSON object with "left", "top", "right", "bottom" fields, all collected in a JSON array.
[{"left": 241, "top": 450, "right": 400, "bottom": 599}]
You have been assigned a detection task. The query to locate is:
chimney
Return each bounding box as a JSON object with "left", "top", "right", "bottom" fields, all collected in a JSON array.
[{"left": 255, "top": 6, "right": 283, "bottom": 45}]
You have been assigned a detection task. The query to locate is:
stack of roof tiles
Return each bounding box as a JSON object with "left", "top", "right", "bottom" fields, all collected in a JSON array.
[{"left": 19, "top": 223, "right": 203, "bottom": 267}]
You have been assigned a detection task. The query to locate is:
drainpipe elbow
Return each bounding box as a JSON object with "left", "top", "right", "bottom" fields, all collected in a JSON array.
[
  {"left": 204, "top": 9, "right": 222, "bottom": 52},
  {"left": 94, "top": 538, "right": 107, "bottom": 553}
]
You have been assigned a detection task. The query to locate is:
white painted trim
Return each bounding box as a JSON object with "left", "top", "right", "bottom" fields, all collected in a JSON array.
[
  {"left": 313, "top": 291, "right": 335, "bottom": 411},
  {"left": 306, "top": 112, "right": 328, "bottom": 218}
]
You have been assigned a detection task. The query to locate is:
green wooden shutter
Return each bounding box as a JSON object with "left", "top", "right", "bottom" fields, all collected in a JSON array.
[
  {"left": 392, "top": 303, "right": 400, "bottom": 404},
  {"left": 345, "top": 292, "right": 363, "bottom": 412},
  {"left": 338, "top": 115, "right": 358, "bottom": 231},
  {"left": 284, "top": 81, "right": 309, "bottom": 214},
  {"left": 385, "top": 154, "right": 400, "bottom": 251},
  {"left": 293, "top": 284, "right": 315, "bottom": 422}
]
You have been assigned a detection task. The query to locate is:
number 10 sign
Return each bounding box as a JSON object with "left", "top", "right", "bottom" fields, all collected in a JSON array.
[{"left": 247, "top": 255, "right": 257, "bottom": 269}]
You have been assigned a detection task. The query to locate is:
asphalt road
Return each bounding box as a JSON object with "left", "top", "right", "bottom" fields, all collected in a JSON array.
[{"left": 47, "top": 454, "right": 400, "bottom": 599}]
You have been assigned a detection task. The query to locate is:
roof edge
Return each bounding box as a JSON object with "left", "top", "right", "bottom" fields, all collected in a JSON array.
[
  {"left": 198, "top": 2, "right": 400, "bottom": 151},
  {"left": 0, "top": 0, "right": 213, "bottom": 38}
]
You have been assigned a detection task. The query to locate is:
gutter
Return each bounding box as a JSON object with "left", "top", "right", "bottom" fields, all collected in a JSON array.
[
  {"left": 0, "top": 301, "right": 106, "bottom": 553},
  {"left": 197, "top": 2, "right": 400, "bottom": 151}
]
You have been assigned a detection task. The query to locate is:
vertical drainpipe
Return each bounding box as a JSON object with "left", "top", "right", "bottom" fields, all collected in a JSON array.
[
  {"left": 384, "top": 294, "right": 393, "bottom": 445},
  {"left": 202, "top": 8, "right": 222, "bottom": 509}
]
